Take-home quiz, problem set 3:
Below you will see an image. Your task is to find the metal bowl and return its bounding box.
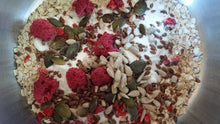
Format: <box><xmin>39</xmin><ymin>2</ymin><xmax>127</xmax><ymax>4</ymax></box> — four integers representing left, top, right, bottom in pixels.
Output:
<box><xmin>0</xmin><ymin>0</ymin><xmax>220</xmax><ymax>124</ymax></box>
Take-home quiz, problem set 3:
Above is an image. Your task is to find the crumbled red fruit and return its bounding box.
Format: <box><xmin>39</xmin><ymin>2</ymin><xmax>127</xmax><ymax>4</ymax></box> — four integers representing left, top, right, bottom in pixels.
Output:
<box><xmin>95</xmin><ymin>104</ymin><xmax>104</xmax><ymax>114</ymax></box>
<box><xmin>37</xmin><ymin>67</ymin><xmax>48</xmax><ymax>77</ymax></box>
<box><xmin>164</xmin><ymin>17</ymin><xmax>177</xmax><ymax>25</ymax></box>
<box><xmin>43</xmin><ymin>107</ymin><xmax>53</xmax><ymax>116</ymax></box>
<box><xmin>93</xmin><ymin>32</ymin><xmax>118</xmax><ymax>57</ymax></box>
<box><xmin>72</xmin><ymin>23</ymin><xmax>78</xmax><ymax>27</ymax></box>
<box><xmin>73</xmin><ymin>0</ymin><xmax>94</xmax><ymax>16</ymax></box>
<box><xmin>86</xmin><ymin>25</ymin><xmax>94</xmax><ymax>31</ymax></box>
<box><xmin>55</xmin><ymin>27</ymin><xmax>64</xmax><ymax>36</ymax></box>
<box><xmin>37</xmin><ymin>112</ymin><xmax>44</xmax><ymax>121</ymax></box>
<box><xmin>172</xmin><ymin>55</ymin><xmax>181</xmax><ymax>62</ymax></box>
<box><xmin>166</xmin><ymin>105</ymin><xmax>172</xmax><ymax>112</ymax></box>
<box><xmin>83</xmin><ymin>47</ymin><xmax>88</xmax><ymax>52</ymax></box>
<box><xmin>107</xmin><ymin>0</ymin><xmax>124</xmax><ymax>10</ymax></box>
<box><xmin>144</xmin><ymin>114</ymin><xmax>151</xmax><ymax>122</ymax></box>
<box><xmin>97</xmin><ymin>33</ymin><xmax>102</xmax><ymax>38</ymax></box>
<box><xmin>30</xmin><ymin>19</ymin><xmax>55</xmax><ymax>41</ymax></box>
<box><xmin>33</xmin><ymin>77</ymin><xmax>59</xmax><ymax>103</ymax></box>
<box><xmin>66</xmin><ymin>68</ymin><xmax>87</xmax><ymax>92</ymax></box>
<box><xmin>115</xmin><ymin>104</ymin><xmax>127</xmax><ymax>116</ymax></box>
<box><xmin>87</xmin><ymin>114</ymin><xmax>94</xmax><ymax>123</ymax></box>
<box><xmin>91</xmin><ymin>67</ymin><xmax>113</xmax><ymax>86</ymax></box>
<box><xmin>164</xmin><ymin>60</ymin><xmax>170</xmax><ymax>66</ymax></box>
<box><xmin>24</xmin><ymin>55</ymin><xmax>30</xmax><ymax>63</ymax></box>
<box><xmin>86</xmin><ymin>39</ymin><xmax>94</xmax><ymax>43</ymax></box>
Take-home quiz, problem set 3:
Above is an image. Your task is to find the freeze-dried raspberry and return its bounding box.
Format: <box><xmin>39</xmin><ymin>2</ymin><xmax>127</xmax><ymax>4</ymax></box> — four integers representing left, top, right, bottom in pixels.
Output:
<box><xmin>73</xmin><ymin>0</ymin><xmax>94</xmax><ymax>16</ymax></box>
<box><xmin>37</xmin><ymin>67</ymin><xmax>48</xmax><ymax>77</ymax></box>
<box><xmin>30</xmin><ymin>19</ymin><xmax>55</xmax><ymax>41</ymax></box>
<box><xmin>93</xmin><ymin>32</ymin><xmax>118</xmax><ymax>57</ymax></box>
<box><xmin>37</xmin><ymin>112</ymin><xmax>44</xmax><ymax>121</ymax></box>
<box><xmin>55</xmin><ymin>27</ymin><xmax>64</xmax><ymax>36</ymax></box>
<box><xmin>91</xmin><ymin>67</ymin><xmax>112</xmax><ymax>86</ymax></box>
<box><xmin>33</xmin><ymin>77</ymin><xmax>59</xmax><ymax>103</ymax></box>
<box><xmin>43</xmin><ymin>107</ymin><xmax>53</xmax><ymax>116</ymax></box>
<box><xmin>66</xmin><ymin>68</ymin><xmax>87</xmax><ymax>92</ymax></box>
<box><xmin>107</xmin><ymin>0</ymin><xmax>124</xmax><ymax>10</ymax></box>
<box><xmin>164</xmin><ymin>17</ymin><xmax>177</xmax><ymax>25</ymax></box>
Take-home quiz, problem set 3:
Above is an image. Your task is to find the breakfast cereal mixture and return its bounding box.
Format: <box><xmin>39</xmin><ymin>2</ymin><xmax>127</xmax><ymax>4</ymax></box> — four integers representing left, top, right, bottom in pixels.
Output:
<box><xmin>13</xmin><ymin>0</ymin><xmax>203</xmax><ymax>123</ymax></box>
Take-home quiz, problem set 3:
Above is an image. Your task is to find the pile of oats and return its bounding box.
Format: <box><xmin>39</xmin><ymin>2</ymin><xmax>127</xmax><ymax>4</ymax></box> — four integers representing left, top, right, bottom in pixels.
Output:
<box><xmin>14</xmin><ymin>0</ymin><xmax>203</xmax><ymax>123</ymax></box>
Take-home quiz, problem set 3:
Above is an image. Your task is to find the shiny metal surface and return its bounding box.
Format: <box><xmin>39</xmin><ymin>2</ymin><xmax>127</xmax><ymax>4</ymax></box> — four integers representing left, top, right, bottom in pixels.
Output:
<box><xmin>0</xmin><ymin>0</ymin><xmax>220</xmax><ymax>124</ymax></box>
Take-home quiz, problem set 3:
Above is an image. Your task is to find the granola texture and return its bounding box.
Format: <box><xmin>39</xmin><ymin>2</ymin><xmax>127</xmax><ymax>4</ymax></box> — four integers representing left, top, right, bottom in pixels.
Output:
<box><xmin>14</xmin><ymin>0</ymin><xmax>203</xmax><ymax>124</ymax></box>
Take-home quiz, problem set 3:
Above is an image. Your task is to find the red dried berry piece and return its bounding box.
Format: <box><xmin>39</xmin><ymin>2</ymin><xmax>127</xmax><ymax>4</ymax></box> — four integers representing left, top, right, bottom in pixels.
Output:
<box><xmin>30</xmin><ymin>19</ymin><xmax>55</xmax><ymax>41</ymax></box>
<box><xmin>86</xmin><ymin>39</ymin><xmax>94</xmax><ymax>43</ymax></box>
<box><xmin>72</xmin><ymin>23</ymin><xmax>78</xmax><ymax>27</ymax></box>
<box><xmin>93</xmin><ymin>32</ymin><xmax>118</xmax><ymax>57</ymax></box>
<box><xmin>116</xmin><ymin>104</ymin><xmax>127</xmax><ymax>116</ymax></box>
<box><xmin>66</xmin><ymin>68</ymin><xmax>87</xmax><ymax>92</ymax></box>
<box><xmin>87</xmin><ymin>114</ymin><xmax>94</xmax><ymax>123</ymax></box>
<box><xmin>37</xmin><ymin>112</ymin><xmax>45</xmax><ymax>121</ymax></box>
<box><xmin>107</xmin><ymin>0</ymin><xmax>124</xmax><ymax>10</ymax></box>
<box><xmin>91</xmin><ymin>67</ymin><xmax>113</xmax><ymax>86</ymax></box>
<box><xmin>43</xmin><ymin>107</ymin><xmax>54</xmax><ymax>116</ymax></box>
<box><xmin>172</xmin><ymin>55</ymin><xmax>181</xmax><ymax>65</ymax></box>
<box><xmin>83</xmin><ymin>47</ymin><xmax>88</xmax><ymax>53</ymax></box>
<box><xmin>37</xmin><ymin>67</ymin><xmax>48</xmax><ymax>77</ymax></box>
<box><xmin>166</xmin><ymin>105</ymin><xmax>172</xmax><ymax>112</ymax></box>
<box><xmin>94</xmin><ymin>104</ymin><xmax>104</xmax><ymax>114</ymax></box>
<box><xmin>33</xmin><ymin>77</ymin><xmax>59</xmax><ymax>103</ymax></box>
<box><xmin>164</xmin><ymin>17</ymin><xmax>177</xmax><ymax>25</ymax></box>
<box><xmin>86</xmin><ymin>25</ymin><xmax>94</xmax><ymax>31</ymax></box>
<box><xmin>24</xmin><ymin>55</ymin><xmax>30</xmax><ymax>63</ymax></box>
<box><xmin>55</xmin><ymin>27</ymin><xmax>64</xmax><ymax>36</ymax></box>
<box><xmin>73</xmin><ymin>0</ymin><xmax>94</xmax><ymax>16</ymax></box>
<box><xmin>144</xmin><ymin>114</ymin><xmax>151</xmax><ymax>122</ymax></box>
<box><xmin>163</xmin><ymin>60</ymin><xmax>170</xmax><ymax>66</ymax></box>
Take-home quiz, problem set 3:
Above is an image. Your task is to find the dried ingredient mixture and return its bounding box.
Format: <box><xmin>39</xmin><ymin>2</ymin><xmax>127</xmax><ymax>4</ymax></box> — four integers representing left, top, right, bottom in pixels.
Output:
<box><xmin>14</xmin><ymin>0</ymin><xmax>203</xmax><ymax>123</ymax></box>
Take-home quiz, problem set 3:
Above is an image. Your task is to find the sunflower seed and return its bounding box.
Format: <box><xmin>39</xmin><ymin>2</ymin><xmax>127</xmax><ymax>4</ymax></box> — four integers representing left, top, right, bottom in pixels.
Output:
<box><xmin>157</xmin><ymin>70</ymin><xmax>167</xmax><ymax>77</ymax></box>
<box><xmin>82</xmin><ymin>102</ymin><xmax>90</xmax><ymax>108</ymax></box>
<box><xmin>128</xmin><ymin>90</ymin><xmax>140</xmax><ymax>97</ymax></box>
<box><xmin>165</xmin><ymin>100</ymin><xmax>172</xmax><ymax>106</ymax></box>
<box><xmin>100</xmin><ymin>85</ymin><xmax>108</xmax><ymax>91</ymax></box>
<box><xmin>153</xmin><ymin>100</ymin><xmax>161</xmax><ymax>107</ymax></box>
<box><xmin>140</xmin><ymin>109</ymin><xmax>147</xmax><ymax>122</ymax></box>
<box><xmin>108</xmin><ymin>52</ymin><xmax>121</xmax><ymax>58</ymax></box>
<box><xmin>122</xmin><ymin>55</ymin><xmax>129</xmax><ymax>64</ymax></box>
<box><xmin>100</xmin><ymin>55</ymin><xmax>108</xmax><ymax>65</ymax></box>
<box><xmin>128</xmin><ymin>46</ymin><xmax>139</xmax><ymax>56</ymax></box>
<box><xmin>151</xmin><ymin>90</ymin><xmax>160</xmax><ymax>98</ymax></box>
<box><xmin>101</xmin><ymin>100</ymin><xmax>106</xmax><ymax>107</ymax></box>
<box><xmin>107</xmin><ymin>67</ymin><xmax>114</xmax><ymax>78</ymax></box>
<box><xmin>140</xmin><ymin>97</ymin><xmax>154</xmax><ymax>104</ymax></box>
<box><xmin>124</xmin><ymin>65</ymin><xmax>133</xmax><ymax>77</ymax></box>
<box><xmin>139</xmin><ymin>80</ymin><xmax>148</xmax><ymax>84</ymax></box>
<box><xmin>119</xmin><ymin>92</ymin><xmax>130</xmax><ymax>99</ymax></box>
<box><xmin>114</xmin><ymin>69</ymin><xmax>122</xmax><ymax>82</ymax></box>
<box><xmin>112</xmin><ymin>86</ymin><xmax>117</xmax><ymax>94</ymax></box>
<box><xmin>121</xmin><ymin>74</ymin><xmax>127</xmax><ymax>88</ymax></box>
<box><xmin>137</xmin><ymin>71</ymin><xmax>145</xmax><ymax>82</ymax></box>
<box><xmin>119</xmin><ymin>87</ymin><xmax>129</xmax><ymax>94</ymax></box>
<box><xmin>143</xmin><ymin>104</ymin><xmax>156</xmax><ymax>112</ymax></box>
<box><xmin>171</xmin><ymin>75</ymin><xmax>178</xmax><ymax>83</ymax></box>
<box><xmin>114</xmin><ymin>56</ymin><xmax>122</xmax><ymax>69</ymax></box>
<box><xmin>105</xmin><ymin>105</ymin><xmax>113</xmax><ymax>115</ymax></box>
<box><xmin>137</xmin><ymin>87</ymin><xmax>146</xmax><ymax>96</ymax></box>
<box><xmin>78</xmin><ymin>32</ymin><xmax>86</xmax><ymax>39</ymax></box>
<box><xmin>66</xmin><ymin>39</ymin><xmax>76</xmax><ymax>45</ymax></box>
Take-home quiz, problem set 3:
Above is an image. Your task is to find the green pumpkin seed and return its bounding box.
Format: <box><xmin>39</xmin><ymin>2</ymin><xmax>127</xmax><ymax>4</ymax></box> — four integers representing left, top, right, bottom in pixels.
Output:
<box><xmin>51</xmin><ymin>57</ymin><xmax>65</xmax><ymax>65</ymax></box>
<box><xmin>79</xmin><ymin>14</ymin><xmax>91</xmax><ymax>27</ymax></box>
<box><xmin>123</xmin><ymin>98</ymin><xmax>136</xmax><ymax>107</ymax></box>
<box><xmin>127</xmin><ymin>106</ymin><xmax>138</xmax><ymax>120</ymax></box>
<box><xmin>89</xmin><ymin>98</ymin><xmax>98</xmax><ymax>113</ymax></box>
<box><xmin>72</xmin><ymin>27</ymin><xmax>85</xmax><ymax>35</ymax></box>
<box><xmin>102</xmin><ymin>14</ymin><xmax>115</xmax><ymax>23</ymax></box>
<box><xmin>64</xmin><ymin>26</ymin><xmax>85</xmax><ymax>39</ymax></box>
<box><xmin>55</xmin><ymin>103</ymin><xmax>71</xmax><ymax>118</ymax></box>
<box><xmin>65</xmin><ymin>42</ymin><xmax>80</xmax><ymax>59</ymax></box>
<box><xmin>76</xmin><ymin>106</ymin><xmax>89</xmax><ymax>117</ymax></box>
<box><xmin>50</xmin><ymin>41</ymin><xmax>67</xmax><ymax>50</ymax></box>
<box><xmin>47</xmin><ymin>18</ymin><xmax>63</xmax><ymax>27</ymax></box>
<box><xmin>130</xmin><ymin>60</ymin><xmax>147</xmax><ymax>75</ymax></box>
<box><xmin>127</xmin><ymin>77</ymin><xmax>137</xmax><ymax>90</ymax></box>
<box><xmin>139</xmin><ymin>24</ymin><xmax>146</xmax><ymax>35</ymax></box>
<box><xmin>44</xmin><ymin>54</ymin><xmax>54</xmax><ymax>68</ymax></box>
<box><xmin>112</xmin><ymin>17</ymin><xmax>126</xmax><ymax>31</ymax></box>
<box><xmin>69</xmin><ymin>113</ymin><xmax>78</xmax><ymax>120</ymax></box>
<box><xmin>60</xmin><ymin>46</ymin><xmax>69</xmax><ymax>54</ymax></box>
<box><xmin>134</xmin><ymin>0</ymin><xmax>147</xmax><ymax>16</ymax></box>
<box><xmin>53</xmin><ymin>111</ymin><xmax>63</xmax><ymax>124</ymax></box>
<box><xmin>104</xmin><ymin>93</ymin><xmax>115</xmax><ymax>104</ymax></box>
